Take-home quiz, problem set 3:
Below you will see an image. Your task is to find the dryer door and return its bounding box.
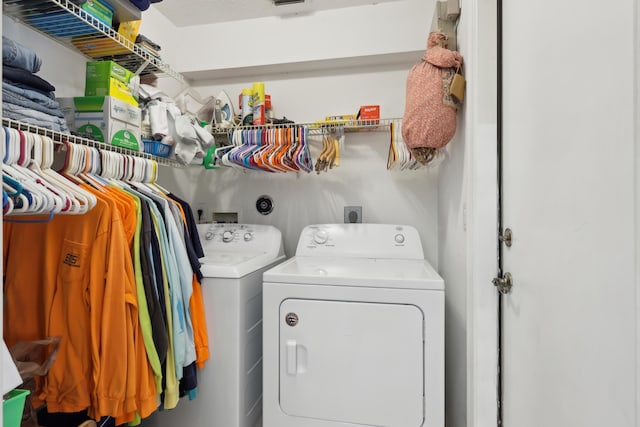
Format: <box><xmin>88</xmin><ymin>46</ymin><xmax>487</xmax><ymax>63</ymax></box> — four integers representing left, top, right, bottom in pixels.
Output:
<box><xmin>279</xmin><ymin>298</ymin><xmax>424</xmax><ymax>426</ymax></box>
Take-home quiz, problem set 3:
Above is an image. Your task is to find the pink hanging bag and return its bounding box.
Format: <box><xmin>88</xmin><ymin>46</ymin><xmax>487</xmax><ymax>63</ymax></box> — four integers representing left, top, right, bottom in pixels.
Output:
<box><xmin>402</xmin><ymin>32</ymin><xmax>464</xmax><ymax>164</ymax></box>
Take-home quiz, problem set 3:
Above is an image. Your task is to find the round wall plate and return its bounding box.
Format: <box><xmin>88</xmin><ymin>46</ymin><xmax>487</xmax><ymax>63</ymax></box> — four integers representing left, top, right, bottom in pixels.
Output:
<box><xmin>256</xmin><ymin>195</ymin><xmax>274</xmax><ymax>215</ymax></box>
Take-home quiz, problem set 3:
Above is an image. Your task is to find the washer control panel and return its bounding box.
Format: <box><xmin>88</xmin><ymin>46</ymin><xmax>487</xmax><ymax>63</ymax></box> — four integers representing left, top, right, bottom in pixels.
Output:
<box><xmin>297</xmin><ymin>224</ymin><xmax>424</xmax><ymax>260</ymax></box>
<box><xmin>198</xmin><ymin>223</ymin><xmax>282</xmax><ymax>254</ymax></box>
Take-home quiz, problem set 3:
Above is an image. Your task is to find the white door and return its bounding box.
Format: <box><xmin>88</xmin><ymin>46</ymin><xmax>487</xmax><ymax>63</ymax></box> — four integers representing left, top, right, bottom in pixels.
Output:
<box><xmin>279</xmin><ymin>299</ymin><xmax>424</xmax><ymax>427</ymax></box>
<box><xmin>502</xmin><ymin>0</ymin><xmax>638</xmax><ymax>426</ymax></box>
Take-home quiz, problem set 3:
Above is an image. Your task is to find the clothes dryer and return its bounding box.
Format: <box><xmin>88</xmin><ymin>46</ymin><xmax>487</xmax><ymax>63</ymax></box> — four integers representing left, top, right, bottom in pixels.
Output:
<box><xmin>262</xmin><ymin>224</ymin><xmax>444</xmax><ymax>427</ymax></box>
<box><xmin>157</xmin><ymin>223</ymin><xmax>285</xmax><ymax>427</ymax></box>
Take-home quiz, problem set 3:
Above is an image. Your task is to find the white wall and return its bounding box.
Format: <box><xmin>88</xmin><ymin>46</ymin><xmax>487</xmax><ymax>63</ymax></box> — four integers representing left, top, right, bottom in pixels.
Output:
<box><xmin>3</xmin><ymin>16</ymin><xmax>86</xmax><ymax>96</ymax></box>
<box><xmin>150</xmin><ymin>0</ymin><xmax>432</xmax><ymax>76</ymax></box>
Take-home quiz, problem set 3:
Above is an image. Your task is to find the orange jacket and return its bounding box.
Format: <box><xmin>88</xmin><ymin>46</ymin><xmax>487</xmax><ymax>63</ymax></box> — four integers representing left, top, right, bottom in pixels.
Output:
<box><xmin>4</xmin><ymin>195</ymin><xmax>151</xmax><ymax>419</ymax></box>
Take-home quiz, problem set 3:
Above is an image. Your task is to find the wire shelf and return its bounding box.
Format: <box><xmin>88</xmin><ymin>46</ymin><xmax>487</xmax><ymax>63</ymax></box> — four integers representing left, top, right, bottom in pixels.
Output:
<box><xmin>211</xmin><ymin>118</ymin><xmax>400</xmax><ymax>138</ymax></box>
<box><xmin>2</xmin><ymin>0</ymin><xmax>186</xmax><ymax>83</ymax></box>
<box><xmin>2</xmin><ymin>118</ymin><xmax>183</xmax><ymax>167</ymax></box>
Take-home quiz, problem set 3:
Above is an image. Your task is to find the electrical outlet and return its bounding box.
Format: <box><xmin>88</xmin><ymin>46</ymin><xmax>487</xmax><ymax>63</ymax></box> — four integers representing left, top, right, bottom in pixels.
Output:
<box><xmin>344</xmin><ymin>206</ymin><xmax>362</xmax><ymax>224</ymax></box>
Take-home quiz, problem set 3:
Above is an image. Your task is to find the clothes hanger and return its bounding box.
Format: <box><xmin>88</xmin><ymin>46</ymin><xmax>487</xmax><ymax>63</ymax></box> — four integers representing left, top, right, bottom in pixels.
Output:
<box><xmin>279</xmin><ymin>127</ymin><xmax>299</xmax><ymax>172</ymax></box>
<box><xmin>26</xmin><ymin>133</ymin><xmax>71</xmax><ymax>214</ymax></box>
<box><xmin>47</xmin><ymin>138</ymin><xmax>96</xmax><ymax>214</ymax></box>
<box><xmin>39</xmin><ymin>138</ymin><xmax>81</xmax><ymax>213</ymax></box>
<box><xmin>3</xmin><ymin>189</ymin><xmax>14</xmax><ymax>215</ymax></box>
<box><xmin>223</xmin><ymin>129</ymin><xmax>247</xmax><ymax>169</ymax></box>
<box><xmin>2</xmin><ymin>129</ymin><xmax>54</xmax><ymax>215</ymax></box>
<box><xmin>387</xmin><ymin>121</ymin><xmax>399</xmax><ymax>170</ymax></box>
<box><xmin>253</xmin><ymin>128</ymin><xmax>280</xmax><ymax>172</ymax></box>
<box><xmin>78</xmin><ymin>145</ymin><xmax>106</xmax><ymax>190</ymax></box>
<box><xmin>271</xmin><ymin>127</ymin><xmax>295</xmax><ymax>173</ymax></box>
<box><xmin>147</xmin><ymin>160</ymin><xmax>171</xmax><ymax>194</ymax></box>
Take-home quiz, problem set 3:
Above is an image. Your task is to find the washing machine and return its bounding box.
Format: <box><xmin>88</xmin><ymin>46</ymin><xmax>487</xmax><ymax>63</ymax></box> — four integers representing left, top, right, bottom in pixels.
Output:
<box><xmin>156</xmin><ymin>223</ymin><xmax>285</xmax><ymax>427</ymax></box>
<box><xmin>262</xmin><ymin>224</ymin><xmax>444</xmax><ymax>427</ymax></box>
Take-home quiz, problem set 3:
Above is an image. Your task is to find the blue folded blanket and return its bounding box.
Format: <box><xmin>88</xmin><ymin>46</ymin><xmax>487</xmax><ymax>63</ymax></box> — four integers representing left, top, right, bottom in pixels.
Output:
<box><xmin>3</xmin><ymin>65</ymin><xmax>56</xmax><ymax>93</ymax></box>
<box><xmin>2</xmin><ymin>36</ymin><xmax>42</xmax><ymax>74</ymax></box>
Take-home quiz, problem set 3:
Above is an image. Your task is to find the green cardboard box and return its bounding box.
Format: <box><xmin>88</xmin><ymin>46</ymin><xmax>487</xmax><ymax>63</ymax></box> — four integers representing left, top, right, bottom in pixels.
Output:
<box><xmin>60</xmin><ymin>96</ymin><xmax>141</xmax><ymax>151</ymax></box>
<box><xmin>85</xmin><ymin>61</ymin><xmax>139</xmax><ymax>107</ymax></box>
<box><xmin>80</xmin><ymin>0</ymin><xmax>114</xmax><ymax>27</ymax></box>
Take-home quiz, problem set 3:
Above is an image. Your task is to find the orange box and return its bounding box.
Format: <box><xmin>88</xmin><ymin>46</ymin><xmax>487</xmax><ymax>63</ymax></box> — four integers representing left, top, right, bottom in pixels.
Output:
<box><xmin>358</xmin><ymin>105</ymin><xmax>380</xmax><ymax>121</ymax></box>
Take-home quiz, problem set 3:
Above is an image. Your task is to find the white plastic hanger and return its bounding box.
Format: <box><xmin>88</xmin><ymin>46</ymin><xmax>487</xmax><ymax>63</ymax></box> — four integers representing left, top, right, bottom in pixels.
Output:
<box><xmin>3</xmin><ymin>128</ymin><xmax>57</xmax><ymax>215</ymax></box>
<box><xmin>48</xmin><ymin>138</ymin><xmax>97</xmax><ymax>214</ymax></box>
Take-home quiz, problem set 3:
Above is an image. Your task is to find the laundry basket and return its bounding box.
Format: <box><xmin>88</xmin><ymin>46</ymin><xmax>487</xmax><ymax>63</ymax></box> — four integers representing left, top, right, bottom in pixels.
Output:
<box><xmin>3</xmin><ymin>389</ymin><xmax>30</xmax><ymax>427</ymax></box>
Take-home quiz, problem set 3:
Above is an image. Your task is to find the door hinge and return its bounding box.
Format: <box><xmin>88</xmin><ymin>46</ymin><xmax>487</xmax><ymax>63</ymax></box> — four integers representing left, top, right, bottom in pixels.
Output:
<box><xmin>492</xmin><ymin>272</ymin><xmax>513</xmax><ymax>294</ymax></box>
<box><xmin>499</xmin><ymin>228</ymin><xmax>512</xmax><ymax>247</ymax></box>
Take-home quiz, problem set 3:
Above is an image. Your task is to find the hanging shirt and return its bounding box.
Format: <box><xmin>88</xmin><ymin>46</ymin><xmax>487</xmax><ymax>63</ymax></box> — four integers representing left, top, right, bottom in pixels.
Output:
<box><xmin>137</xmin><ymin>188</ymin><xmax>196</xmax><ymax>372</ymax></box>
<box><xmin>166</xmin><ymin>194</ymin><xmax>209</xmax><ymax>368</ymax></box>
<box><xmin>81</xmin><ymin>184</ymin><xmax>158</xmax><ymax>423</ymax></box>
<box><xmin>122</xmin><ymin>191</ymin><xmax>163</xmax><ymax>394</ymax></box>
<box><xmin>147</xmin><ymin>205</ymin><xmax>179</xmax><ymax>410</ymax></box>
<box><xmin>4</xmin><ymin>197</ymin><xmax>138</xmax><ymax>419</ymax></box>
<box><xmin>140</xmin><ymin>198</ymin><xmax>169</xmax><ymax>370</ymax></box>
<box><xmin>128</xmin><ymin>189</ymin><xmax>188</xmax><ymax>392</ymax></box>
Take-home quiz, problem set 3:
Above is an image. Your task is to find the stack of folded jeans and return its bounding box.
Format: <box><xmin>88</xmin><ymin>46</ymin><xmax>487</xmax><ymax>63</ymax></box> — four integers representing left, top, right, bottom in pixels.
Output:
<box><xmin>2</xmin><ymin>36</ymin><xmax>70</xmax><ymax>133</ymax></box>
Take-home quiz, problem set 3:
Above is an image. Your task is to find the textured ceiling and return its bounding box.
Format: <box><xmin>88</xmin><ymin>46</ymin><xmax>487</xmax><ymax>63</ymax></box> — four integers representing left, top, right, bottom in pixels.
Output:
<box><xmin>153</xmin><ymin>0</ymin><xmax>404</xmax><ymax>27</ymax></box>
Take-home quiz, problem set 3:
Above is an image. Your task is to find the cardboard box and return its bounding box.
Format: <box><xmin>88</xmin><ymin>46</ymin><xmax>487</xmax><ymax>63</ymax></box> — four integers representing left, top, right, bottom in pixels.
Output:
<box><xmin>85</xmin><ymin>61</ymin><xmax>138</xmax><ymax>107</ymax></box>
<box><xmin>81</xmin><ymin>0</ymin><xmax>114</xmax><ymax>27</ymax></box>
<box><xmin>61</xmin><ymin>96</ymin><xmax>141</xmax><ymax>151</ymax></box>
<box><xmin>358</xmin><ymin>105</ymin><xmax>380</xmax><ymax>122</ymax></box>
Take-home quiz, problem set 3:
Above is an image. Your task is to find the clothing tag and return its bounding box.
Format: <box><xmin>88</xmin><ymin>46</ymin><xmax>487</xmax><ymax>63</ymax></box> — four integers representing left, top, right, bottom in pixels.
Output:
<box><xmin>450</xmin><ymin>72</ymin><xmax>466</xmax><ymax>103</ymax></box>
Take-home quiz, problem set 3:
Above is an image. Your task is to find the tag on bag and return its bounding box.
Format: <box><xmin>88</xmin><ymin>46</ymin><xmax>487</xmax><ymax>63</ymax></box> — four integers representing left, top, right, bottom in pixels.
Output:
<box><xmin>450</xmin><ymin>68</ymin><xmax>466</xmax><ymax>103</ymax></box>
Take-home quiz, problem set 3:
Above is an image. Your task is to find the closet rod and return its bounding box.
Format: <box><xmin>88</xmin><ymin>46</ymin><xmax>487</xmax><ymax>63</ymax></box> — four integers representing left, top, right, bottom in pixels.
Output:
<box><xmin>2</xmin><ymin>118</ymin><xmax>184</xmax><ymax>167</ymax></box>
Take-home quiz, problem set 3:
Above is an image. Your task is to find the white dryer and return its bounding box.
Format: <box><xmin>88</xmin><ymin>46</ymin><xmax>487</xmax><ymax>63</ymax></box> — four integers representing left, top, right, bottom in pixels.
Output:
<box><xmin>262</xmin><ymin>224</ymin><xmax>444</xmax><ymax>427</ymax></box>
<box><xmin>156</xmin><ymin>223</ymin><xmax>285</xmax><ymax>427</ymax></box>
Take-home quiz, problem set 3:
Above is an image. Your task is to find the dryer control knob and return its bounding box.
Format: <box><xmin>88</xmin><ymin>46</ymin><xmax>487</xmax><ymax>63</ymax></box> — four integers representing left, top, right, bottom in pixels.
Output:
<box><xmin>222</xmin><ymin>230</ymin><xmax>234</xmax><ymax>243</ymax></box>
<box><xmin>205</xmin><ymin>231</ymin><xmax>214</xmax><ymax>241</ymax></box>
<box><xmin>244</xmin><ymin>232</ymin><xmax>253</xmax><ymax>242</ymax></box>
<box><xmin>313</xmin><ymin>230</ymin><xmax>329</xmax><ymax>244</ymax></box>
<box><xmin>394</xmin><ymin>233</ymin><xmax>405</xmax><ymax>244</ymax></box>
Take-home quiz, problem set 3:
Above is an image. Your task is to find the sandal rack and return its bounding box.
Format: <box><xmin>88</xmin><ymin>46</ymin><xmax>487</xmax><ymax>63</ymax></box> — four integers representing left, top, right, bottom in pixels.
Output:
<box><xmin>2</xmin><ymin>118</ymin><xmax>183</xmax><ymax>167</ymax></box>
<box><xmin>2</xmin><ymin>0</ymin><xmax>186</xmax><ymax>82</ymax></box>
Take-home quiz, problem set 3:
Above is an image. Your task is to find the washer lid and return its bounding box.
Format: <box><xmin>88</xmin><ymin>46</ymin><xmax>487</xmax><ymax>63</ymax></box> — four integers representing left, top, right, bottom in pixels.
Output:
<box><xmin>263</xmin><ymin>256</ymin><xmax>444</xmax><ymax>290</ymax></box>
<box><xmin>200</xmin><ymin>252</ymin><xmax>285</xmax><ymax>278</ymax></box>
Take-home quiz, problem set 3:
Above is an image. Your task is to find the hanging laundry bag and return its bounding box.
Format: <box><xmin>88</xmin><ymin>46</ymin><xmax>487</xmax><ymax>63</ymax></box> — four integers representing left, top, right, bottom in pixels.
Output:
<box><xmin>402</xmin><ymin>32</ymin><xmax>464</xmax><ymax>164</ymax></box>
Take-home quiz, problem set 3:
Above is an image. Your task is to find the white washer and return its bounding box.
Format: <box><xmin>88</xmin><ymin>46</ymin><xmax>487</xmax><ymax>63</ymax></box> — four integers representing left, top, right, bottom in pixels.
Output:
<box><xmin>157</xmin><ymin>223</ymin><xmax>285</xmax><ymax>427</ymax></box>
<box><xmin>262</xmin><ymin>224</ymin><xmax>444</xmax><ymax>427</ymax></box>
